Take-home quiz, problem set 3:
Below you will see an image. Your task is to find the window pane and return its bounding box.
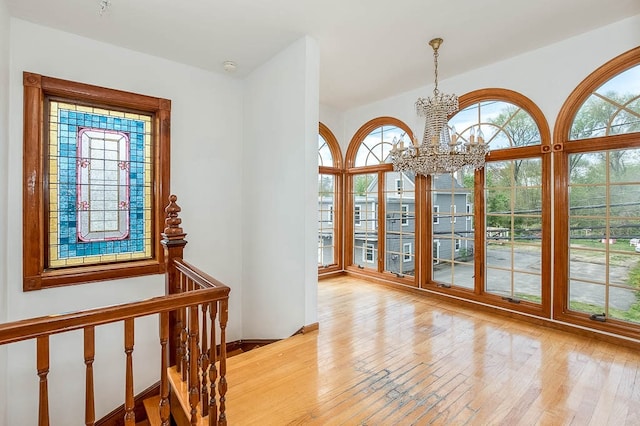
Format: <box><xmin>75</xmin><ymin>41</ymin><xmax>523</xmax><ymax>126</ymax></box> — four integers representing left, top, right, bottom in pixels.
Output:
<box><xmin>449</xmin><ymin>100</ymin><xmax>541</xmax><ymax>151</ymax></box>
<box><xmin>385</xmin><ymin>172</ymin><xmax>415</xmax><ymax>277</ymax></box>
<box><xmin>485</xmin><ymin>159</ymin><xmax>543</xmax><ymax>303</ymax></box>
<box><xmin>354</xmin><ymin>125</ymin><xmax>404</xmax><ymax>167</ymax></box>
<box><xmin>318</xmin><ymin>174</ymin><xmax>335</xmax><ymax>266</ymax></box>
<box><xmin>48</xmin><ymin>101</ymin><xmax>152</xmax><ymax>268</ymax></box>
<box><xmin>570</xmin><ymin>64</ymin><xmax>640</xmax><ymax>140</ymax></box>
<box><xmin>318</xmin><ymin>134</ymin><xmax>333</xmax><ymax>167</ymax></box>
<box><xmin>352</xmin><ymin>173</ymin><xmax>377</xmax><ymax>269</ymax></box>
<box><xmin>432</xmin><ymin>167</ymin><xmax>475</xmax><ymax>289</ymax></box>
<box><xmin>567</xmin><ymin>149</ymin><xmax>640</xmax><ymax>324</ymax></box>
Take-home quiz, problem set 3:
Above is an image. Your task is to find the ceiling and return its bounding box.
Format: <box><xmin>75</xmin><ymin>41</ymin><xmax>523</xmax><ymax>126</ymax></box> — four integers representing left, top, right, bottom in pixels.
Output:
<box><xmin>7</xmin><ymin>0</ymin><xmax>640</xmax><ymax>110</ymax></box>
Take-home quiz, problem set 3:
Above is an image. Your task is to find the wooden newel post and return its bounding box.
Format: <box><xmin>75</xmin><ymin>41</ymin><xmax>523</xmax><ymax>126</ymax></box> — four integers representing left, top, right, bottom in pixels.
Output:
<box><xmin>161</xmin><ymin>194</ymin><xmax>187</xmax><ymax>367</ymax></box>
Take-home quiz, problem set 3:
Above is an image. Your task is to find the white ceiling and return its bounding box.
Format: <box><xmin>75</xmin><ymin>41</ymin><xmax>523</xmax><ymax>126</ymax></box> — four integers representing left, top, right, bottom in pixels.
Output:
<box><xmin>7</xmin><ymin>0</ymin><xmax>640</xmax><ymax>110</ymax></box>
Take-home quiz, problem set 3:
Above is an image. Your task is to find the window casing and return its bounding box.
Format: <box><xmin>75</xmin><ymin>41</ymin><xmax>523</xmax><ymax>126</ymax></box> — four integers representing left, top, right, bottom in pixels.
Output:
<box><xmin>22</xmin><ymin>72</ymin><xmax>170</xmax><ymax>290</ymax></box>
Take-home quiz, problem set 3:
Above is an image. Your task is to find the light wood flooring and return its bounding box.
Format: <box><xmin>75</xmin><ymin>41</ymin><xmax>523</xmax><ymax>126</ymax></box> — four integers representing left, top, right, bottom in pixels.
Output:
<box><xmin>224</xmin><ymin>275</ymin><xmax>640</xmax><ymax>425</ymax></box>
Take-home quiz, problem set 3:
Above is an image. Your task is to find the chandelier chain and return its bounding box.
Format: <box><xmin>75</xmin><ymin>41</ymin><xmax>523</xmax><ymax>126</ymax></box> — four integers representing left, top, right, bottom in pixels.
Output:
<box><xmin>432</xmin><ymin>46</ymin><xmax>440</xmax><ymax>97</ymax></box>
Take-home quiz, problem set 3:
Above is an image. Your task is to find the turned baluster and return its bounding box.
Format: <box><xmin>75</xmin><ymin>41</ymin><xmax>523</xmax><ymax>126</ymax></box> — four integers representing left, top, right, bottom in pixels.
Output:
<box><xmin>124</xmin><ymin>319</ymin><xmax>135</xmax><ymax>425</ymax></box>
<box><xmin>208</xmin><ymin>301</ymin><xmax>219</xmax><ymax>424</ymax></box>
<box><xmin>201</xmin><ymin>303</ymin><xmax>209</xmax><ymax>417</ymax></box>
<box><xmin>188</xmin><ymin>305</ymin><xmax>200</xmax><ymax>425</ymax></box>
<box><xmin>161</xmin><ymin>194</ymin><xmax>187</xmax><ymax>368</ymax></box>
<box><xmin>217</xmin><ymin>299</ymin><xmax>228</xmax><ymax>425</ymax></box>
<box><xmin>84</xmin><ymin>327</ymin><xmax>96</xmax><ymax>426</ymax></box>
<box><xmin>159</xmin><ymin>312</ymin><xmax>171</xmax><ymax>425</ymax></box>
<box><xmin>179</xmin><ymin>274</ymin><xmax>187</xmax><ymax>379</ymax></box>
<box><xmin>37</xmin><ymin>335</ymin><xmax>50</xmax><ymax>426</ymax></box>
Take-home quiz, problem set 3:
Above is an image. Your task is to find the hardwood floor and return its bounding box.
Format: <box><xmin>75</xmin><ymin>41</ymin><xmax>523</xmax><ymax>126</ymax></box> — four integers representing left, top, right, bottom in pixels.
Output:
<box><xmin>224</xmin><ymin>275</ymin><xmax>640</xmax><ymax>425</ymax></box>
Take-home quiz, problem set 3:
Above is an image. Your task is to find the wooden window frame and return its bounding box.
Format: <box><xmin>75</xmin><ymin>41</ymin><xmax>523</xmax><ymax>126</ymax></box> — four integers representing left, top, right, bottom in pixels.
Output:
<box><xmin>423</xmin><ymin>88</ymin><xmax>552</xmax><ymax>319</ymax></box>
<box><xmin>318</xmin><ymin>122</ymin><xmax>343</xmax><ymax>275</ymax></box>
<box><xmin>345</xmin><ymin>117</ymin><xmax>420</xmax><ymax>286</ymax></box>
<box><xmin>23</xmin><ymin>72</ymin><xmax>170</xmax><ymax>291</ymax></box>
<box><xmin>553</xmin><ymin>46</ymin><xmax>640</xmax><ymax>340</ymax></box>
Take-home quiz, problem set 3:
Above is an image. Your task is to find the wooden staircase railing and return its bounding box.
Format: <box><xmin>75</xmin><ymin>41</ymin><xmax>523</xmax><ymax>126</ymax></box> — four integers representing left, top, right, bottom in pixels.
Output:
<box><xmin>0</xmin><ymin>195</ymin><xmax>230</xmax><ymax>426</ymax></box>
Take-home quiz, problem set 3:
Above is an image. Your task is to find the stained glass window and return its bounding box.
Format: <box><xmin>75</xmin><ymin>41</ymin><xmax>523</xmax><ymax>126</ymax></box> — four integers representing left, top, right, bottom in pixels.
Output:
<box><xmin>47</xmin><ymin>102</ymin><xmax>153</xmax><ymax>268</ymax></box>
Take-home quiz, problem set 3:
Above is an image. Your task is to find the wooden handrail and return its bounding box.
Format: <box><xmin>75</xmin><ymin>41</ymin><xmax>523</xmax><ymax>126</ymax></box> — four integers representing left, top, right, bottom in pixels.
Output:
<box><xmin>0</xmin><ymin>287</ymin><xmax>229</xmax><ymax>346</ymax></box>
<box><xmin>174</xmin><ymin>258</ymin><xmax>229</xmax><ymax>290</ymax></box>
<box><xmin>0</xmin><ymin>286</ymin><xmax>229</xmax><ymax>345</ymax></box>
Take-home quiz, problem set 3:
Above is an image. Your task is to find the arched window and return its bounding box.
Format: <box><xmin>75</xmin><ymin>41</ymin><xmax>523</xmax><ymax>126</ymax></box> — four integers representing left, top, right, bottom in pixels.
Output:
<box><xmin>427</xmin><ymin>89</ymin><xmax>551</xmax><ymax>318</ymax></box>
<box><xmin>345</xmin><ymin>117</ymin><xmax>417</xmax><ymax>285</ymax></box>
<box><xmin>554</xmin><ymin>47</ymin><xmax>640</xmax><ymax>340</ymax></box>
<box><xmin>318</xmin><ymin>122</ymin><xmax>343</xmax><ymax>274</ymax></box>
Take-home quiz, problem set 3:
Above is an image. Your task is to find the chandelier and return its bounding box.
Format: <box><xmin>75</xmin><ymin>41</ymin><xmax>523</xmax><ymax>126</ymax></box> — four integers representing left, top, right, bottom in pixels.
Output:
<box><xmin>390</xmin><ymin>38</ymin><xmax>488</xmax><ymax>176</ymax></box>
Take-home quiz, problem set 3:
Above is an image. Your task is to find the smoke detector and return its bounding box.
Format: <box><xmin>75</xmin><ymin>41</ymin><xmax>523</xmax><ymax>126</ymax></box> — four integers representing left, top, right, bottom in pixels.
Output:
<box><xmin>223</xmin><ymin>61</ymin><xmax>237</xmax><ymax>73</ymax></box>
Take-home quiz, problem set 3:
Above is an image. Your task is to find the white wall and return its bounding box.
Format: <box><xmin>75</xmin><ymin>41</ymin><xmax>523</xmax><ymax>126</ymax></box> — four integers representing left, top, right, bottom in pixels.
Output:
<box><xmin>6</xmin><ymin>18</ymin><xmax>244</xmax><ymax>425</ymax></box>
<box><xmin>0</xmin><ymin>0</ymin><xmax>10</xmax><ymax>422</ymax></box>
<box><xmin>242</xmin><ymin>36</ymin><xmax>319</xmax><ymax>338</ymax></box>
<box><xmin>343</xmin><ymin>14</ymin><xmax>640</xmax><ymax>151</ymax></box>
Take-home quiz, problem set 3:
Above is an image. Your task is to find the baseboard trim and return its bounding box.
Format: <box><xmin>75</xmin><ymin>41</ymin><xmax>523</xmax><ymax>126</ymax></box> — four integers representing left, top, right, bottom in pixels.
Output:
<box><xmin>301</xmin><ymin>322</ymin><xmax>319</xmax><ymax>333</ymax></box>
<box><xmin>95</xmin><ymin>381</ymin><xmax>160</xmax><ymax>426</ymax></box>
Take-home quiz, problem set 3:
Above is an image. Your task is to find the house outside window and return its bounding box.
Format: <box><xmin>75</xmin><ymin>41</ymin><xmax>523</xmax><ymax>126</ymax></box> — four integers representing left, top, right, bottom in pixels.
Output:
<box><xmin>364</xmin><ymin>244</ymin><xmax>375</xmax><ymax>263</ymax></box>
<box><xmin>401</xmin><ymin>204</ymin><xmax>409</xmax><ymax>226</ymax></box>
<box><xmin>396</xmin><ymin>178</ymin><xmax>403</xmax><ymax>194</ymax></box>
<box><xmin>403</xmin><ymin>243</ymin><xmax>412</xmax><ymax>262</ymax></box>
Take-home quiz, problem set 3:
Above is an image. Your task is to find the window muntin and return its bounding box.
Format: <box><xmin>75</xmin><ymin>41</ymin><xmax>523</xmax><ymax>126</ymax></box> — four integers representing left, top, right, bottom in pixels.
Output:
<box><xmin>570</xmin><ymin>64</ymin><xmax>640</xmax><ymax>140</ymax></box>
<box><xmin>22</xmin><ymin>72</ymin><xmax>170</xmax><ymax>290</ymax></box>
<box><xmin>451</xmin><ymin>100</ymin><xmax>541</xmax><ymax>151</ymax></box>
<box><xmin>48</xmin><ymin>101</ymin><xmax>153</xmax><ymax>268</ymax></box>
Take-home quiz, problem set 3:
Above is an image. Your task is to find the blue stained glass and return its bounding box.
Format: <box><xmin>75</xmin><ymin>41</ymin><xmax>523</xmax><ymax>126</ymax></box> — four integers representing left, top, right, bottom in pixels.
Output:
<box><xmin>55</xmin><ymin>107</ymin><xmax>149</xmax><ymax>262</ymax></box>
